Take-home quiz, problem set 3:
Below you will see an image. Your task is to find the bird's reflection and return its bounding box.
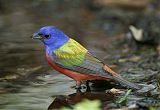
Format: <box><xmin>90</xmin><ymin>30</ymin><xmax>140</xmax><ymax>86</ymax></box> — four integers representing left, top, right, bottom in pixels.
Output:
<box><xmin>48</xmin><ymin>80</ymin><xmax>122</xmax><ymax>110</ymax></box>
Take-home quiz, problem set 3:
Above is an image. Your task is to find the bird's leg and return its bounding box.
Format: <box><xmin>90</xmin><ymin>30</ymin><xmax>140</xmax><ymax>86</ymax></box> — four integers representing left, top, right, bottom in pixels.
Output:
<box><xmin>76</xmin><ymin>88</ymin><xmax>82</xmax><ymax>95</ymax></box>
<box><xmin>75</xmin><ymin>81</ymin><xmax>81</xmax><ymax>90</ymax></box>
<box><xmin>86</xmin><ymin>81</ymin><xmax>91</xmax><ymax>92</ymax></box>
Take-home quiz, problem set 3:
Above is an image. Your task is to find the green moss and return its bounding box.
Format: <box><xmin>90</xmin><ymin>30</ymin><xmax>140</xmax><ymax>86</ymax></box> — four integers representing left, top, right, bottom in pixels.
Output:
<box><xmin>60</xmin><ymin>99</ymin><xmax>101</xmax><ymax>110</ymax></box>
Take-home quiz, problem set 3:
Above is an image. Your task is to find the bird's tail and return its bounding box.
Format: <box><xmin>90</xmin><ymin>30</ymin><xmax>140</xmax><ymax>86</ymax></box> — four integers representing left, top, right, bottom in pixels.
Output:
<box><xmin>104</xmin><ymin>65</ymin><xmax>141</xmax><ymax>90</ymax></box>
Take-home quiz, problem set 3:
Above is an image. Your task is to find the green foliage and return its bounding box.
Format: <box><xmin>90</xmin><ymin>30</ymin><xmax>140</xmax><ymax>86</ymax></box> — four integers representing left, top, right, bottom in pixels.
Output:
<box><xmin>116</xmin><ymin>89</ymin><xmax>132</xmax><ymax>105</ymax></box>
<box><xmin>60</xmin><ymin>99</ymin><xmax>101</xmax><ymax>110</ymax></box>
<box><xmin>149</xmin><ymin>106</ymin><xmax>157</xmax><ymax>110</ymax></box>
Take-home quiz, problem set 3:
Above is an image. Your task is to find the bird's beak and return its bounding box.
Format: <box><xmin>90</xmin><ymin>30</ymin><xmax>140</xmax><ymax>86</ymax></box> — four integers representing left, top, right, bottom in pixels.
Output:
<box><xmin>31</xmin><ymin>33</ymin><xmax>42</xmax><ymax>40</ymax></box>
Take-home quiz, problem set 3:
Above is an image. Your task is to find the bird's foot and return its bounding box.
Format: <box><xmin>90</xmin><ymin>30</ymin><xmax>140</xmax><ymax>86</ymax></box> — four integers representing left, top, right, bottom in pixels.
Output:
<box><xmin>75</xmin><ymin>86</ymin><xmax>82</xmax><ymax>90</ymax></box>
<box><xmin>74</xmin><ymin>81</ymin><xmax>90</xmax><ymax>92</ymax></box>
<box><xmin>75</xmin><ymin>81</ymin><xmax>82</xmax><ymax>90</ymax></box>
<box><xmin>75</xmin><ymin>81</ymin><xmax>87</xmax><ymax>89</ymax></box>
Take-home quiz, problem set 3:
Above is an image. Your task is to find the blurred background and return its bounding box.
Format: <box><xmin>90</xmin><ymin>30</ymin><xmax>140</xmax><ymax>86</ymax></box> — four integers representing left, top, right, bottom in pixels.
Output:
<box><xmin>0</xmin><ymin>0</ymin><xmax>160</xmax><ymax>110</ymax></box>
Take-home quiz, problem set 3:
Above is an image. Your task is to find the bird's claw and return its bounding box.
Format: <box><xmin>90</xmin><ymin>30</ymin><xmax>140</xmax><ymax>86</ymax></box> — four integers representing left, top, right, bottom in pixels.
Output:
<box><xmin>75</xmin><ymin>85</ymin><xmax>86</xmax><ymax>90</ymax></box>
<box><xmin>75</xmin><ymin>86</ymin><xmax>82</xmax><ymax>90</ymax></box>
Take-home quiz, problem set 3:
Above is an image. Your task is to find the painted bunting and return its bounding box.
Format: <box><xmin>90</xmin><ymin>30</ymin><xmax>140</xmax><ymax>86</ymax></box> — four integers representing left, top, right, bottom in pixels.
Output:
<box><xmin>32</xmin><ymin>26</ymin><xmax>140</xmax><ymax>90</ymax></box>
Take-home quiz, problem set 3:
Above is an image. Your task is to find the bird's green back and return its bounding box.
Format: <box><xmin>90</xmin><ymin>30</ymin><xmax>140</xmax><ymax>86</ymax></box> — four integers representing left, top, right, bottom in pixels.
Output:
<box><xmin>53</xmin><ymin>38</ymin><xmax>88</xmax><ymax>67</ymax></box>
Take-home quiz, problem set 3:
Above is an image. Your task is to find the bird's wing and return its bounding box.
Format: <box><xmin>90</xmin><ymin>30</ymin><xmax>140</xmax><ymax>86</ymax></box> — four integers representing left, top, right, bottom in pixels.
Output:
<box><xmin>52</xmin><ymin>38</ymin><xmax>140</xmax><ymax>89</ymax></box>
<box><xmin>52</xmin><ymin>38</ymin><xmax>111</xmax><ymax>78</ymax></box>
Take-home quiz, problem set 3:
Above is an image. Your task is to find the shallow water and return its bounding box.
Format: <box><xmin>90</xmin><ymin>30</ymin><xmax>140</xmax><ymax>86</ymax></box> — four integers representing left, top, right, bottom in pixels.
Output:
<box><xmin>0</xmin><ymin>73</ymin><xmax>75</xmax><ymax>110</ymax></box>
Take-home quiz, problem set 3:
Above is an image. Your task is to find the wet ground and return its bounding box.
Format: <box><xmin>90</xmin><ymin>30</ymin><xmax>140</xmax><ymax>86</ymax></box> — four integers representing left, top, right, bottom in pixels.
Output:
<box><xmin>0</xmin><ymin>0</ymin><xmax>160</xmax><ymax>110</ymax></box>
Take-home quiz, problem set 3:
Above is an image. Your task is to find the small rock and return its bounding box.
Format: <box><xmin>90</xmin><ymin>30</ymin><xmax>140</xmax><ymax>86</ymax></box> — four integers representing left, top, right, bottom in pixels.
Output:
<box><xmin>107</xmin><ymin>88</ymin><xmax>125</xmax><ymax>95</ymax></box>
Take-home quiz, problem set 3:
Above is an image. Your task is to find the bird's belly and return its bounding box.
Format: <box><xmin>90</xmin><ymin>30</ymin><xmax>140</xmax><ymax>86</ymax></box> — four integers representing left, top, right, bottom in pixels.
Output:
<box><xmin>46</xmin><ymin>55</ymin><xmax>107</xmax><ymax>81</ymax></box>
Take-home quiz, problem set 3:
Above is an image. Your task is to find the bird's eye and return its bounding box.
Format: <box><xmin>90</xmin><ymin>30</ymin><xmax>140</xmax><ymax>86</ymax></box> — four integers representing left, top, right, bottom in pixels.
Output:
<box><xmin>44</xmin><ymin>35</ymin><xmax>50</xmax><ymax>39</ymax></box>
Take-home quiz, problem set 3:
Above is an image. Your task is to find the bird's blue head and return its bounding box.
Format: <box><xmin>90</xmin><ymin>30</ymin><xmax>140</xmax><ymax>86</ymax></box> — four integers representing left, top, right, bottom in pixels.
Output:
<box><xmin>32</xmin><ymin>26</ymin><xmax>69</xmax><ymax>50</ymax></box>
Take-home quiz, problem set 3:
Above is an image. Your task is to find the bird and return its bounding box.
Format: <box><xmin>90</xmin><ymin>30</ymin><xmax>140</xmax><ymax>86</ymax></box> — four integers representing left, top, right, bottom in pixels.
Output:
<box><xmin>31</xmin><ymin>26</ymin><xmax>140</xmax><ymax>90</ymax></box>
